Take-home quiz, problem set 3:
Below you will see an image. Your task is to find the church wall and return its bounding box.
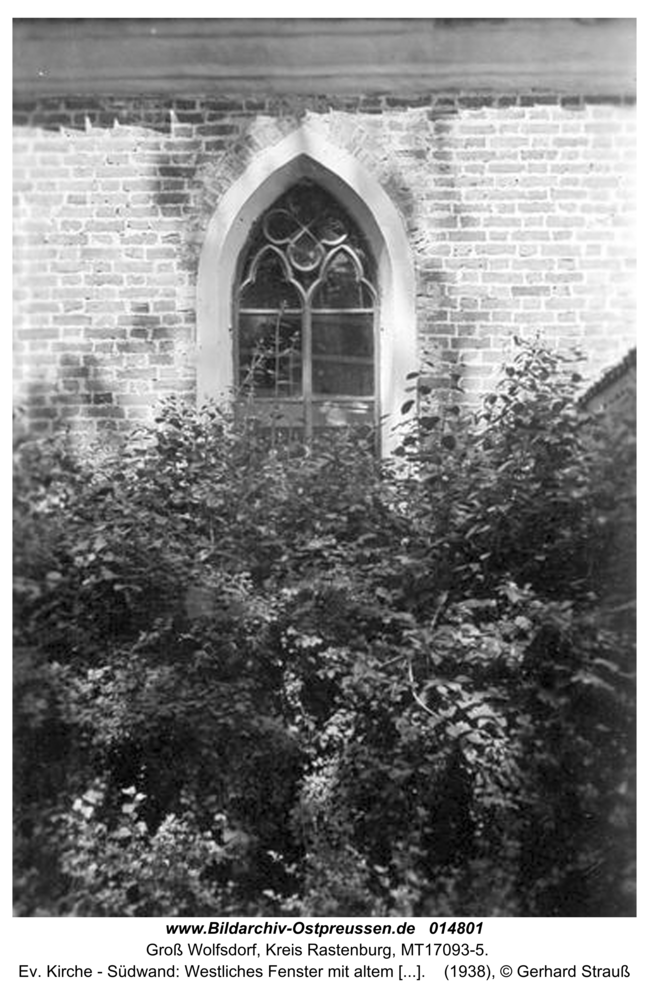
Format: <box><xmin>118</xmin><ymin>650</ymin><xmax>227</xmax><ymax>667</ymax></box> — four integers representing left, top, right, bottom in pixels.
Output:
<box><xmin>13</xmin><ymin>90</ymin><xmax>635</xmax><ymax>436</ymax></box>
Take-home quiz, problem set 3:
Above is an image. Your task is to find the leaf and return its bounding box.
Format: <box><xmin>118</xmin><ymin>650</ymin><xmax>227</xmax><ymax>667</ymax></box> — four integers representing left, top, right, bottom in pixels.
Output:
<box><xmin>572</xmin><ymin>671</ymin><xmax>615</xmax><ymax>693</ymax></box>
<box><xmin>84</xmin><ymin>788</ymin><xmax>104</xmax><ymax>804</ymax></box>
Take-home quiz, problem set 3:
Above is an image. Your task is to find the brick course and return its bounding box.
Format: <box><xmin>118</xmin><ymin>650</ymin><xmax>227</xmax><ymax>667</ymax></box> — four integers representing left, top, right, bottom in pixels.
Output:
<box><xmin>13</xmin><ymin>92</ymin><xmax>635</xmax><ymax>435</ymax></box>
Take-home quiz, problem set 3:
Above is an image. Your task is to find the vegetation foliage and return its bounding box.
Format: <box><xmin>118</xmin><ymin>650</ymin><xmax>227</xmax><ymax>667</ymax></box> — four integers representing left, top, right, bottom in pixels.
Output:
<box><xmin>14</xmin><ymin>340</ymin><xmax>635</xmax><ymax>916</ymax></box>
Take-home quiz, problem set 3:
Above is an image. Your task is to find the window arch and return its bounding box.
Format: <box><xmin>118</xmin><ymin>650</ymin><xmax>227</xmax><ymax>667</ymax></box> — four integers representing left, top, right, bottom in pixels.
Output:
<box><xmin>196</xmin><ymin>126</ymin><xmax>417</xmax><ymax>456</ymax></box>
<box><xmin>235</xmin><ymin>180</ymin><xmax>378</xmax><ymax>441</ymax></box>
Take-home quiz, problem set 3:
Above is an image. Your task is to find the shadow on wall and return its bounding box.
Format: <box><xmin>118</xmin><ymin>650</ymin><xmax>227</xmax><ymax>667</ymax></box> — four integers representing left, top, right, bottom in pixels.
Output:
<box><xmin>13</xmin><ymin>95</ymin><xmax>238</xmax><ymax>262</ymax></box>
<box><xmin>389</xmin><ymin>99</ymin><xmax>485</xmax><ymax>407</ymax></box>
<box><xmin>14</xmin><ymin>97</ymin><xmax>176</xmax><ymax>134</ymax></box>
<box><xmin>16</xmin><ymin>301</ymin><xmax>193</xmax><ymax>443</ymax></box>
<box><xmin>16</xmin><ymin>355</ymin><xmax>118</xmax><ymax>443</ymax></box>
<box><xmin>14</xmin><ymin>97</ymin><xmax>213</xmax><ymax>435</ymax></box>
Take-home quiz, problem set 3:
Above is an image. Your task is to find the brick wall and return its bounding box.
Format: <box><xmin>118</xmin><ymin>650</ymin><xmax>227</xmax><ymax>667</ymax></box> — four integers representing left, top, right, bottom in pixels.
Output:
<box><xmin>13</xmin><ymin>92</ymin><xmax>636</xmax><ymax>436</ymax></box>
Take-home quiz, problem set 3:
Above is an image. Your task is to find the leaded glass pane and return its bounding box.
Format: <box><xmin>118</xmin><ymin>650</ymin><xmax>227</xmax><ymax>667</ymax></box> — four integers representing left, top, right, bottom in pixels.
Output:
<box><xmin>311</xmin><ymin>250</ymin><xmax>374</xmax><ymax>309</ymax></box>
<box><xmin>312</xmin><ymin>314</ymin><xmax>374</xmax><ymax>396</ymax></box>
<box><xmin>238</xmin><ymin>313</ymin><xmax>302</xmax><ymax>397</ymax></box>
<box><xmin>239</xmin><ymin>249</ymin><xmax>301</xmax><ymax>310</ymax></box>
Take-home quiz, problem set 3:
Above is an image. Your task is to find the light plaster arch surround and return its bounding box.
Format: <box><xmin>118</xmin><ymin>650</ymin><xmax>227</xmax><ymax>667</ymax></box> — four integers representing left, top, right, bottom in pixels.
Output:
<box><xmin>196</xmin><ymin>124</ymin><xmax>417</xmax><ymax>453</ymax></box>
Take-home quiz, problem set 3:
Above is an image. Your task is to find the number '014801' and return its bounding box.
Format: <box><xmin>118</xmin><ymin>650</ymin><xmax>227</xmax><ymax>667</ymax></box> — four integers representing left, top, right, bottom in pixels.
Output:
<box><xmin>428</xmin><ymin>921</ymin><xmax>483</xmax><ymax>935</ymax></box>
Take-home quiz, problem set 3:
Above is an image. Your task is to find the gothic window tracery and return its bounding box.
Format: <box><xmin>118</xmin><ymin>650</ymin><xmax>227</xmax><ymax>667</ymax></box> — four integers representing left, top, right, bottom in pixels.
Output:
<box><xmin>235</xmin><ymin>180</ymin><xmax>378</xmax><ymax>439</ymax></box>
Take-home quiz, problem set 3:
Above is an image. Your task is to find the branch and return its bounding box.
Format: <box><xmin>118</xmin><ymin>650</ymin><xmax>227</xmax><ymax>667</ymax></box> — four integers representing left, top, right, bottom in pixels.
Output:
<box><xmin>406</xmin><ymin>590</ymin><xmax>449</xmax><ymax>722</ymax></box>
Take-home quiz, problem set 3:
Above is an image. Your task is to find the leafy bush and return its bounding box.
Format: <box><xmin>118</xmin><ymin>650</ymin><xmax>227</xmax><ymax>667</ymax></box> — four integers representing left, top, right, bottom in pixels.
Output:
<box><xmin>14</xmin><ymin>340</ymin><xmax>635</xmax><ymax>916</ymax></box>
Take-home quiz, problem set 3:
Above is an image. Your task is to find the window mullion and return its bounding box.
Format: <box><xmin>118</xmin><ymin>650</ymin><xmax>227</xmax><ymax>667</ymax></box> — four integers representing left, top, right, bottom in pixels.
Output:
<box><xmin>303</xmin><ymin>306</ymin><xmax>313</xmax><ymax>441</ymax></box>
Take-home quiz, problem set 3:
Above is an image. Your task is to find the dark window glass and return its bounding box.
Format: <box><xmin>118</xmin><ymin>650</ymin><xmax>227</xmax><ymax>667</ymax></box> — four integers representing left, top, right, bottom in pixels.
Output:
<box><xmin>238</xmin><ymin>313</ymin><xmax>302</xmax><ymax>397</ymax></box>
<box><xmin>240</xmin><ymin>249</ymin><xmax>301</xmax><ymax>310</ymax></box>
<box><xmin>312</xmin><ymin>314</ymin><xmax>374</xmax><ymax>396</ymax></box>
<box><xmin>312</xmin><ymin>250</ymin><xmax>374</xmax><ymax>309</ymax></box>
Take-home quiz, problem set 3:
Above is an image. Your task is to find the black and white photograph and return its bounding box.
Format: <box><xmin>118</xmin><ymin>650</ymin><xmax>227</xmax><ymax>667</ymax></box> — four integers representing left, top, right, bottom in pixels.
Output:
<box><xmin>12</xmin><ymin>13</ymin><xmax>636</xmax><ymax>935</ymax></box>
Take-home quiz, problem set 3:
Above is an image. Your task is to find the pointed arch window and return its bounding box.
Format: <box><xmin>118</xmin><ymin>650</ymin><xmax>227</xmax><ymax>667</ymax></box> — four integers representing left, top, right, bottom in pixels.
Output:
<box><xmin>235</xmin><ymin>180</ymin><xmax>378</xmax><ymax>441</ymax></box>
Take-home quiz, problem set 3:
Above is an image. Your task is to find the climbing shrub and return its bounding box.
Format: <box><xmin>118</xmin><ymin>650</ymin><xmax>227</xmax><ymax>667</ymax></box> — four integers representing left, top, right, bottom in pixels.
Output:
<box><xmin>14</xmin><ymin>341</ymin><xmax>635</xmax><ymax>916</ymax></box>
